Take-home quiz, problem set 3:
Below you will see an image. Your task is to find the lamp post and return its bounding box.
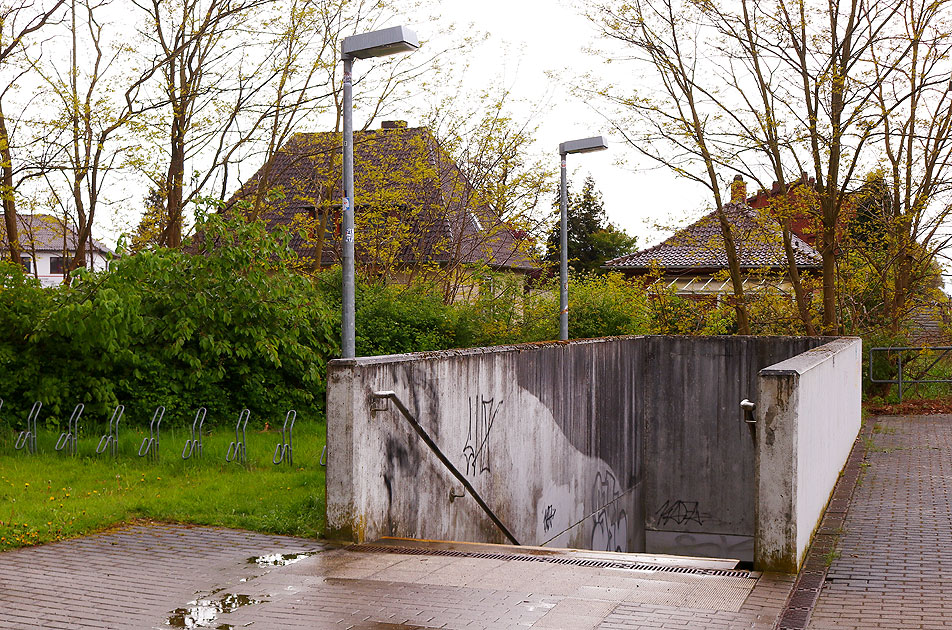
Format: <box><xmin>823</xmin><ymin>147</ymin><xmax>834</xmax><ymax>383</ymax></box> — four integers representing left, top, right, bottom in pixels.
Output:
<box><xmin>340</xmin><ymin>26</ymin><xmax>419</xmax><ymax>359</ymax></box>
<box><xmin>558</xmin><ymin>136</ymin><xmax>608</xmax><ymax>341</ymax></box>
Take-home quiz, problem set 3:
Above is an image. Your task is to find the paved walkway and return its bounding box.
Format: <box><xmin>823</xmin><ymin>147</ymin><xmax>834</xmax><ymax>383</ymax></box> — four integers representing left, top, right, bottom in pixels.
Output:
<box><xmin>807</xmin><ymin>415</ymin><xmax>952</xmax><ymax>629</ymax></box>
<box><xmin>0</xmin><ymin>522</ymin><xmax>791</xmax><ymax>629</ymax></box>
<box><xmin>4</xmin><ymin>414</ymin><xmax>951</xmax><ymax>629</ymax></box>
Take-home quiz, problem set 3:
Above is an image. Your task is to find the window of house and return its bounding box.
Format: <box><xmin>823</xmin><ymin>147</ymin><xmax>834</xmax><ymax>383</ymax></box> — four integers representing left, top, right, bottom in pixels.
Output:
<box><xmin>303</xmin><ymin>206</ymin><xmax>320</xmax><ymax>239</ymax></box>
<box><xmin>20</xmin><ymin>255</ymin><xmax>31</xmax><ymax>273</ymax></box>
<box><xmin>49</xmin><ymin>256</ymin><xmax>67</xmax><ymax>275</ymax></box>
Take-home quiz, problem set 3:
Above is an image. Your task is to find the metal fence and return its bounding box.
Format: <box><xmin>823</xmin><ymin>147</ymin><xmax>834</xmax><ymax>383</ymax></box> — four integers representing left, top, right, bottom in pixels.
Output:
<box><xmin>869</xmin><ymin>346</ymin><xmax>952</xmax><ymax>403</ymax></box>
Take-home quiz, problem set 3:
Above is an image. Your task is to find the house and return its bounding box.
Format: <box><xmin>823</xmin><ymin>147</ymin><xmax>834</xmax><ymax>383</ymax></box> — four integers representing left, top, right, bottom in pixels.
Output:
<box><xmin>604</xmin><ymin>176</ymin><xmax>821</xmax><ymax>297</ymax></box>
<box><xmin>227</xmin><ymin>121</ymin><xmax>535</xmax><ymax>298</ymax></box>
<box><xmin>0</xmin><ymin>214</ymin><xmax>112</xmax><ymax>287</ymax></box>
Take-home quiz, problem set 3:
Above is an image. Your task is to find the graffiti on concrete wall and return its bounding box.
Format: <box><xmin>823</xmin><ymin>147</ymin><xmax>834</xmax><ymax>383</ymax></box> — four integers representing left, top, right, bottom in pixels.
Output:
<box><xmin>542</xmin><ymin>505</ymin><xmax>557</xmax><ymax>533</ymax></box>
<box><xmin>656</xmin><ymin>500</ymin><xmax>703</xmax><ymax>526</ymax></box>
<box><xmin>590</xmin><ymin>470</ymin><xmax>629</xmax><ymax>553</ymax></box>
<box><xmin>462</xmin><ymin>395</ymin><xmax>503</xmax><ymax>477</ymax></box>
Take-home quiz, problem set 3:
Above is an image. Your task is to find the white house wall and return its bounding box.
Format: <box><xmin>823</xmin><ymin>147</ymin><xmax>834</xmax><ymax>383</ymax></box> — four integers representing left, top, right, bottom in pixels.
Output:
<box><xmin>21</xmin><ymin>251</ymin><xmax>110</xmax><ymax>287</ymax></box>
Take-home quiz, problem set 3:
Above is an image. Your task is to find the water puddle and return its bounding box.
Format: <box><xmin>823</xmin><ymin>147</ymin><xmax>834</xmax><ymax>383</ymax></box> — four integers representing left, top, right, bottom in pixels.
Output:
<box><xmin>166</xmin><ymin>593</ymin><xmax>263</xmax><ymax>628</ymax></box>
<box><xmin>247</xmin><ymin>551</ymin><xmax>317</xmax><ymax>566</ymax></box>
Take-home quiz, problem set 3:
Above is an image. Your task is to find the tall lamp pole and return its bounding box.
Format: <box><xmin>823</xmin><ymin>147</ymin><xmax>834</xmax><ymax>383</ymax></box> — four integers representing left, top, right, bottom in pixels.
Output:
<box><xmin>558</xmin><ymin>136</ymin><xmax>608</xmax><ymax>341</ymax></box>
<box><xmin>340</xmin><ymin>26</ymin><xmax>419</xmax><ymax>358</ymax></box>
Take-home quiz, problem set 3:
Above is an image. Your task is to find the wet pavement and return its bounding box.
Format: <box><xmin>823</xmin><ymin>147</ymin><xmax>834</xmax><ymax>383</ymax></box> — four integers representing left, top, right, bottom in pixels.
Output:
<box><xmin>0</xmin><ymin>523</ymin><xmax>792</xmax><ymax>629</ymax></box>
<box><xmin>12</xmin><ymin>414</ymin><xmax>951</xmax><ymax>629</ymax></box>
<box><xmin>806</xmin><ymin>415</ymin><xmax>952</xmax><ymax>629</ymax></box>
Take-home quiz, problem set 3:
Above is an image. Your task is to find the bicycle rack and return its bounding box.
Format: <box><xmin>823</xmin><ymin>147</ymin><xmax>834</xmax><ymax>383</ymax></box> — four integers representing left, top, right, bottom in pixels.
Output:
<box><xmin>137</xmin><ymin>406</ymin><xmax>165</xmax><ymax>462</ymax></box>
<box><xmin>226</xmin><ymin>409</ymin><xmax>250</xmax><ymax>465</ymax></box>
<box><xmin>181</xmin><ymin>407</ymin><xmax>207</xmax><ymax>460</ymax></box>
<box><xmin>54</xmin><ymin>404</ymin><xmax>84</xmax><ymax>456</ymax></box>
<box><xmin>272</xmin><ymin>410</ymin><xmax>296</xmax><ymax>465</ymax></box>
<box><xmin>95</xmin><ymin>405</ymin><xmax>125</xmax><ymax>458</ymax></box>
<box><xmin>14</xmin><ymin>402</ymin><xmax>42</xmax><ymax>454</ymax></box>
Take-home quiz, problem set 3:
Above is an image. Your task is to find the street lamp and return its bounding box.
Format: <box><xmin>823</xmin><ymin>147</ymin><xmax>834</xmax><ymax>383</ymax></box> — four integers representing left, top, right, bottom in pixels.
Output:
<box><xmin>558</xmin><ymin>136</ymin><xmax>608</xmax><ymax>341</ymax></box>
<box><xmin>340</xmin><ymin>26</ymin><xmax>419</xmax><ymax>359</ymax></box>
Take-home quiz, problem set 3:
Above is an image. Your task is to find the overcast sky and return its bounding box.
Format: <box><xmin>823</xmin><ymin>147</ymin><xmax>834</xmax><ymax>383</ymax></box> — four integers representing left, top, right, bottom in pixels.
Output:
<box><xmin>415</xmin><ymin>0</ymin><xmax>713</xmax><ymax>250</ymax></box>
<box><xmin>75</xmin><ymin>0</ymin><xmax>713</xmax><ymax>250</ymax></box>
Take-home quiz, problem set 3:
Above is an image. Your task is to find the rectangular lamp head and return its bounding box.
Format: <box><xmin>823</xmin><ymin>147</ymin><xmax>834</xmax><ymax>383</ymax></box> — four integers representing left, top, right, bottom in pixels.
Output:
<box><xmin>559</xmin><ymin>136</ymin><xmax>609</xmax><ymax>155</ymax></box>
<box><xmin>342</xmin><ymin>25</ymin><xmax>420</xmax><ymax>60</ymax></box>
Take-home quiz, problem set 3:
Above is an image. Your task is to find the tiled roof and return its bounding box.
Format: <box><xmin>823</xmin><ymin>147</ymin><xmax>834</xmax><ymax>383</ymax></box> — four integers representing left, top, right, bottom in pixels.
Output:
<box><xmin>227</xmin><ymin>127</ymin><xmax>535</xmax><ymax>271</ymax></box>
<box><xmin>0</xmin><ymin>214</ymin><xmax>112</xmax><ymax>254</ymax></box>
<box><xmin>604</xmin><ymin>203</ymin><xmax>820</xmax><ymax>271</ymax></box>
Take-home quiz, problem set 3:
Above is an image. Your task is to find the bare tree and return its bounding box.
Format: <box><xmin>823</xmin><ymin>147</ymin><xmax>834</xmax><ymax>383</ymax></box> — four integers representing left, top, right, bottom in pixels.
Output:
<box><xmin>590</xmin><ymin>0</ymin><xmax>933</xmax><ymax>334</ymax></box>
<box><xmin>864</xmin><ymin>0</ymin><xmax>952</xmax><ymax>333</ymax></box>
<box><xmin>128</xmin><ymin>0</ymin><xmax>285</xmax><ymax>247</ymax></box>
<box><xmin>588</xmin><ymin>0</ymin><xmax>752</xmax><ymax>333</ymax></box>
<box><xmin>0</xmin><ymin>0</ymin><xmax>66</xmax><ymax>262</ymax></box>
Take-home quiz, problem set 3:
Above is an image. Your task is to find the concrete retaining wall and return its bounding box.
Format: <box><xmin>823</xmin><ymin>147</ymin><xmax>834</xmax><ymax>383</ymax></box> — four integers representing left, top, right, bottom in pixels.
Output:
<box><xmin>326</xmin><ymin>338</ymin><xmax>645</xmax><ymax>552</ymax></box>
<box><xmin>326</xmin><ymin>335</ymin><xmax>860</xmax><ymax>570</ymax></box>
<box><xmin>755</xmin><ymin>337</ymin><xmax>863</xmax><ymax>572</ymax></box>
<box><xmin>640</xmin><ymin>336</ymin><xmax>822</xmax><ymax>561</ymax></box>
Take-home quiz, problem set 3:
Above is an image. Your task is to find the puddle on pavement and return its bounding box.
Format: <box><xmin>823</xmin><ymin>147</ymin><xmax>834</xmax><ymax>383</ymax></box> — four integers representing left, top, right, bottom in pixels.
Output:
<box><xmin>166</xmin><ymin>593</ymin><xmax>263</xmax><ymax>628</ymax></box>
<box><xmin>247</xmin><ymin>551</ymin><xmax>317</xmax><ymax>566</ymax></box>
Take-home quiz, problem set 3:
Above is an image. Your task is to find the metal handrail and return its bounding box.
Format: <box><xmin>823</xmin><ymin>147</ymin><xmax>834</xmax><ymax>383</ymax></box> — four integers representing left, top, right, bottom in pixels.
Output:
<box><xmin>869</xmin><ymin>346</ymin><xmax>952</xmax><ymax>403</ymax></box>
<box><xmin>371</xmin><ymin>390</ymin><xmax>520</xmax><ymax>545</ymax></box>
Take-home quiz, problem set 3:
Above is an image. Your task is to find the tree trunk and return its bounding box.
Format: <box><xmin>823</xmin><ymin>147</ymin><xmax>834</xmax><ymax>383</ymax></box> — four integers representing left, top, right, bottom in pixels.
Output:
<box><xmin>162</xmin><ymin>126</ymin><xmax>186</xmax><ymax>248</ymax></box>
<box><xmin>820</xmin><ymin>217</ymin><xmax>838</xmax><ymax>334</ymax></box>
<box><xmin>715</xmin><ymin>206</ymin><xmax>751</xmax><ymax>334</ymax></box>
<box><xmin>780</xmin><ymin>219</ymin><xmax>816</xmax><ymax>335</ymax></box>
<box><xmin>0</xmin><ymin>104</ymin><xmax>19</xmax><ymax>263</ymax></box>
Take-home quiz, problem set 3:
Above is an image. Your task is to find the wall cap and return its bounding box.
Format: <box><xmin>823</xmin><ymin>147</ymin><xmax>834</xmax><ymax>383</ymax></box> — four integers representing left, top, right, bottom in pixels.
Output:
<box><xmin>759</xmin><ymin>337</ymin><xmax>861</xmax><ymax>377</ymax></box>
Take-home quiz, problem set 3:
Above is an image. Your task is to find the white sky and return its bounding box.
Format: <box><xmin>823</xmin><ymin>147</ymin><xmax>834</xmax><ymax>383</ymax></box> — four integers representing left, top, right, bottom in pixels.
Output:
<box><xmin>72</xmin><ymin>0</ymin><xmax>715</xmax><ymax>250</ymax></box>
<box><xmin>413</xmin><ymin>0</ymin><xmax>713</xmax><ymax>249</ymax></box>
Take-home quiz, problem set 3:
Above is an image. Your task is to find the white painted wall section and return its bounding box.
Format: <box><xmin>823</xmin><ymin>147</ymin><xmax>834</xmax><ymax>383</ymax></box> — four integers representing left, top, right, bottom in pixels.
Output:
<box><xmin>756</xmin><ymin>337</ymin><xmax>862</xmax><ymax>572</ymax></box>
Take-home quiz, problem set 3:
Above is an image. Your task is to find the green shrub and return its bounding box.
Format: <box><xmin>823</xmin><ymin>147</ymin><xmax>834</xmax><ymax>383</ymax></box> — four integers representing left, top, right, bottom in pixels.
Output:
<box><xmin>356</xmin><ymin>282</ymin><xmax>474</xmax><ymax>355</ymax></box>
<box><xmin>0</xmin><ymin>215</ymin><xmax>338</xmax><ymax>430</ymax></box>
<box><xmin>569</xmin><ymin>272</ymin><xmax>650</xmax><ymax>338</ymax></box>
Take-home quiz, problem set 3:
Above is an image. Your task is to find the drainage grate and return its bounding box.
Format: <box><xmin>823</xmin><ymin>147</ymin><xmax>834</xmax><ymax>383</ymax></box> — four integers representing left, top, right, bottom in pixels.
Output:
<box><xmin>349</xmin><ymin>544</ymin><xmax>753</xmax><ymax>579</ymax></box>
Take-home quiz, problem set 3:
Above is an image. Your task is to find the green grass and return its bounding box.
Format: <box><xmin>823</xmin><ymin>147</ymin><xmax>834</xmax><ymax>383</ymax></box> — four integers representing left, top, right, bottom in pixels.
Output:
<box><xmin>0</xmin><ymin>420</ymin><xmax>326</xmax><ymax>550</ymax></box>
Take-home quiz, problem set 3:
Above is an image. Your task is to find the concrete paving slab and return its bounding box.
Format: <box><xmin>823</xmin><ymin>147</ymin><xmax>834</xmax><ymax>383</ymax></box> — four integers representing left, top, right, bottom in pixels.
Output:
<box><xmin>0</xmin><ymin>522</ymin><xmax>791</xmax><ymax>629</ymax></box>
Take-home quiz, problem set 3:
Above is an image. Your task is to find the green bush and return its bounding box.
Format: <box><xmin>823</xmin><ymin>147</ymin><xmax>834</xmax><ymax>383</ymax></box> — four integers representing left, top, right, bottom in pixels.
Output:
<box><xmin>568</xmin><ymin>272</ymin><xmax>650</xmax><ymax>338</ymax></box>
<box><xmin>0</xmin><ymin>215</ymin><xmax>338</xmax><ymax>430</ymax></box>
<box><xmin>356</xmin><ymin>282</ymin><xmax>475</xmax><ymax>355</ymax></box>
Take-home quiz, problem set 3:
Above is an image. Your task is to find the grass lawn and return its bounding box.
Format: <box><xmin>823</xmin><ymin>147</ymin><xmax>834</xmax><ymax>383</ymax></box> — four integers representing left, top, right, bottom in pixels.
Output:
<box><xmin>0</xmin><ymin>416</ymin><xmax>326</xmax><ymax>550</ymax></box>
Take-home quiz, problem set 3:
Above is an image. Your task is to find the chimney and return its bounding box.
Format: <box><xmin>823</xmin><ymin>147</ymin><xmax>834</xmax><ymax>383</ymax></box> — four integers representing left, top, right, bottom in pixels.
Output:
<box><xmin>381</xmin><ymin>120</ymin><xmax>408</xmax><ymax>130</ymax></box>
<box><xmin>731</xmin><ymin>174</ymin><xmax>747</xmax><ymax>204</ymax></box>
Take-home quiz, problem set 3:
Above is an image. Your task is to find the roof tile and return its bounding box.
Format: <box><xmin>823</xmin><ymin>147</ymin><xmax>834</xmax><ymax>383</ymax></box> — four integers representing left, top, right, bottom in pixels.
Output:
<box><xmin>229</xmin><ymin>127</ymin><xmax>534</xmax><ymax>271</ymax></box>
<box><xmin>604</xmin><ymin>203</ymin><xmax>820</xmax><ymax>270</ymax></box>
<box><xmin>0</xmin><ymin>214</ymin><xmax>112</xmax><ymax>255</ymax></box>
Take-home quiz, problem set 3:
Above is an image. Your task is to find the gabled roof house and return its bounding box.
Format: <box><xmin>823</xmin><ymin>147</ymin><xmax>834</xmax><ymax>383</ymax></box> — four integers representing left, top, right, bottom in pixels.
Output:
<box><xmin>0</xmin><ymin>214</ymin><xmax>112</xmax><ymax>287</ymax></box>
<box><xmin>605</xmin><ymin>177</ymin><xmax>821</xmax><ymax>295</ymax></box>
<box><xmin>229</xmin><ymin>121</ymin><xmax>535</xmax><ymax>280</ymax></box>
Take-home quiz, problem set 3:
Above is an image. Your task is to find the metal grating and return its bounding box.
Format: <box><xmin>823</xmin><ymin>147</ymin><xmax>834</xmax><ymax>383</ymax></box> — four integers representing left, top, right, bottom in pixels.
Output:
<box><xmin>349</xmin><ymin>544</ymin><xmax>754</xmax><ymax>579</ymax></box>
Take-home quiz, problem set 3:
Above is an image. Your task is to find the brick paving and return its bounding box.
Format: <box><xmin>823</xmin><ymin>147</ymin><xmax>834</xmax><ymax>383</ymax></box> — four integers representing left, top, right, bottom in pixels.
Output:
<box><xmin>16</xmin><ymin>412</ymin><xmax>952</xmax><ymax>629</ymax></box>
<box><xmin>0</xmin><ymin>521</ymin><xmax>794</xmax><ymax>629</ymax></box>
<box><xmin>807</xmin><ymin>415</ymin><xmax>952</xmax><ymax>629</ymax></box>
<box><xmin>10</xmin><ymin>416</ymin><xmax>952</xmax><ymax>628</ymax></box>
